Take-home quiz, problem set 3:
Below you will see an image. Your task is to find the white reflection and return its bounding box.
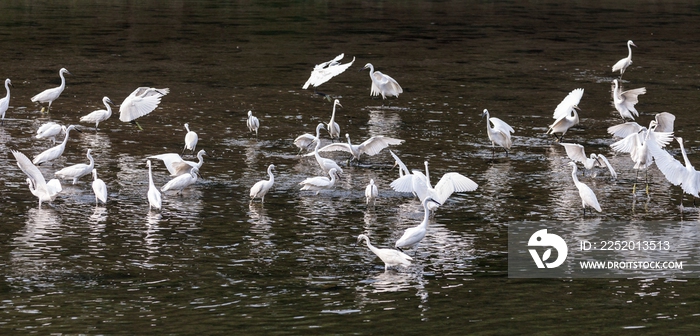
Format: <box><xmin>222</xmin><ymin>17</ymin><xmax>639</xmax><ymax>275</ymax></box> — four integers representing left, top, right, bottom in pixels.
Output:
<box><xmin>367</xmin><ymin>109</ymin><xmax>402</xmax><ymax>137</ymax></box>
<box><xmin>9</xmin><ymin>208</ymin><xmax>62</xmax><ymax>287</ymax></box>
<box><xmin>144</xmin><ymin>212</ymin><xmax>163</xmax><ymax>254</ymax></box>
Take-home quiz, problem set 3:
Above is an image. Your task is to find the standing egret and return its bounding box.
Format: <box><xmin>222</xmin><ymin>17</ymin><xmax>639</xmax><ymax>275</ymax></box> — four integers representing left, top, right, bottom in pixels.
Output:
<box><xmin>482</xmin><ymin>109</ymin><xmax>515</xmax><ymax>156</ymax></box>
<box><xmin>11</xmin><ymin>150</ymin><xmax>62</xmax><ymax>207</ymax></box>
<box><xmin>33</xmin><ymin>125</ymin><xmax>80</xmax><ymax>165</ymax></box>
<box><xmin>146</xmin><ymin>160</ymin><xmax>162</xmax><ymax>211</ymax></box>
<box><xmin>365</xmin><ymin>179</ymin><xmax>378</xmax><ymax>205</ymax></box>
<box><xmin>612</xmin><ymin>40</ymin><xmax>637</xmax><ymax>78</ymax></box>
<box><xmin>54</xmin><ymin>148</ymin><xmax>95</xmax><ymax>184</ymax></box>
<box><xmin>547</xmin><ymin>88</ymin><xmax>583</xmax><ymax>142</ymax></box>
<box><xmin>294</xmin><ymin>123</ymin><xmax>325</xmax><ymax>153</ymax></box>
<box><xmin>91</xmin><ymin>169</ymin><xmax>107</xmax><ymax>206</ymax></box>
<box><xmin>612</xmin><ymin>79</ymin><xmax>646</xmax><ymax>121</ymax></box>
<box><xmin>395</xmin><ymin>197</ymin><xmax>441</xmax><ymax>251</ymax></box>
<box><xmin>161</xmin><ymin>167</ymin><xmax>199</xmax><ymax>195</ymax></box>
<box><xmin>0</xmin><ymin>79</ymin><xmax>12</xmax><ymax>125</ymax></box>
<box><xmin>302</xmin><ymin>53</ymin><xmax>355</xmax><ymax>89</ymax></box>
<box><xmin>183</xmin><ymin>123</ymin><xmax>198</xmax><ymax>154</ymax></box>
<box><xmin>35</xmin><ymin>122</ymin><xmax>64</xmax><ymax>144</ymax></box>
<box><xmin>299</xmin><ymin>168</ymin><xmax>338</xmax><ymax>194</ymax></box>
<box><xmin>559</xmin><ymin>143</ymin><xmax>617</xmax><ymax>178</ymax></box>
<box><xmin>119</xmin><ymin>87</ymin><xmax>169</xmax><ymax>130</ymax></box>
<box><xmin>246</xmin><ymin>111</ymin><xmax>259</xmax><ymax>137</ymax></box>
<box><xmin>568</xmin><ymin>162</ymin><xmax>601</xmax><ymax>215</ymax></box>
<box><xmin>312</xmin><ymin>140</ymin><xmax>343</xmax><ymax>175</ymax></box>
<box><xmin>80</xmin><ymin>97</ymin><xmax>114</xmax><ymax>130</ymax></box>
<box><xmin>318</xmin><ymin>133</ymin><xmax>404</xmax><ymax>163</ymax></box>
<box><xmin>356</xmin><ymin>234</ymin><xmax>413</xmax><ymax>272</ymax></box>
<box><xmin>361</xmin><ymin>63</ymin><xmax>403</xmax><ymax>99</ymax></box>
<box><xmin>650</xmin><ymin>137</ymin><xmax>700</xmax><ymax>208</ymax></box>
<box><xmin>149</xmin><ymin>149</ymin><xmax>206</xmax><ymax>176</ymax></box>
<box><xmin>250</xmin><ymin>164</ymin><xmax>275</xmax><ymax>203</ymax></box>
<box><xmin>608</xmin><ymin>112</ymin><xmax>675</xmax><ymax>138</ymax></box>
<box><xmin>31</xmin><ymin>67</ymin><xmax>70</xmax><ymax>113</ymax></box>
<box><xmin>326</xmin><ymin>99</ymin><xmax>342</xmax><ymax>141</ymax></box>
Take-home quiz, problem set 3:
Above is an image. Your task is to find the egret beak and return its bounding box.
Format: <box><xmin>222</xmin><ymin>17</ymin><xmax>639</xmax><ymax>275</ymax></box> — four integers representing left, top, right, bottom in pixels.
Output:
<box><xmin>631</xmin><ymin>42</ymin><xmax>637</xmax><ymax>48</ymax></box>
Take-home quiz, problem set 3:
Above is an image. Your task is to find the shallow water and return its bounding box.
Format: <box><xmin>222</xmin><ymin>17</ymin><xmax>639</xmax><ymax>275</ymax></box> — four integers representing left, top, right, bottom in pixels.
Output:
<box><xmin>2</xmin><ymin>1</ymin><xmax>700</xmax><ymax>334</ymax></box>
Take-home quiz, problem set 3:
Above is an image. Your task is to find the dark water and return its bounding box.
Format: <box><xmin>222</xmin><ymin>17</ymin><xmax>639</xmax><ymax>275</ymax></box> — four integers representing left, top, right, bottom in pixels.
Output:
<box><xmin>2</xmin><ymin>1</ymin><xmax>700</xmax><ymax>334</ymax></box>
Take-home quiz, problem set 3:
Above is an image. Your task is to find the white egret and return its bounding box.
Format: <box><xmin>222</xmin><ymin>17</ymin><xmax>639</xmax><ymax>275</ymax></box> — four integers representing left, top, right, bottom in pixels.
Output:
<box><xmin>559</xmin><ymin>143</ymin><xmax>617</xmax><ymax>178</ymax></box>
<box><xmin>294</xmin><ymin>123</ymin><xmax>325</xmax><ymax>153</ymax></box>
<box><xmin>395</xmin><ymin>197</ymin><xmax>441</xmax><ymax>251</ymax></box>
<box><xmin>0</xmin><ymin>79</ymin><xmax>12</xmax><ymax>125</ymax></box>
<box><xmin>612</xmin><ymin>79</ymin><xmax>646</xmax><ymax>120</ymax></box>
<box><xmin>119</xmin><ymin>87</ymin><xmax>169</xmax><ymax>129</ymax></box>
<box><xmin>11</xmin><ymin>150</ymin><xmax>62</xmax><ymax>207</ymax></box>
<box><xmin>250</xmin><ymin>164</ymin><xmax>275</xmax><ymax>203</ymax></box>
<box><xmin>80</xmin><ymin>97</ymin><xmax>114</xmax><ymax>130</ymax></box>
<box><xmin>246</xmin><ymin>110</ymin><xmax>259</xmax><ymax>137</ymax></box>
<box><xmin>568</xmin><ymin>162</ymin><xmax>601</xmax><ymax>215</ymax></box>
<box><xmin>318</xmin><ymin>133</ymin><xmax>404</xmax><ymax>163</ymax></box>
<box><xmin>35</xmin><ymin>122</ymin><xmax>64</xmax><ymax>144</ymax></box>
<box><xmin>608</xmin><ymin>112</ymin><xmax>675</xmax><ymax>138</ymax></box>
<box><xmin>302</xmin><ymin>53</ymin><xmax>355</xmax><ymax>89</ymax></box>
<box><xmin>482</xmin><ymin>109</ymin><xmax>515</xmax><ymax>156</ymax></box>
<box><xmin>148</xmin><ymin>149</ymin><xmax>206</xmax><ymax>176</ymax></box>
<box><xmin>390</xmin><ymin>150</ymin><xmax>411</xmax><ymax>178</ymax></box>
<box><xmin>365</xmin><ymin>179</ymin><xmax>378</xmax><ymax>205</ymax></box>
<box><xmin>312</xmin><ymin>140</ymin><xmax>343</xmax><ymax>174</ymax></box>
<box><xmin>91</xmin><ymin>169</ymin><xmax>107</xmax><ymax>206</ymax></box>
<box><xmin>547</xmin><ymin>88</ymin><xmax>583</xmax><ymax>142</ymax></box>
<box><xmin>391</xmin><ymin>162</ymin><xmax>478</xmax><ymax>210</ymax></box>
<box><xmin>31</xmin><ymin>67</ymin><xmax>70</xmax><ymax>113</ymax></box>
<box><xmin>183</xmin><ymin>123</ymin><xmax>198</xmax><ymax>153</ymax></box>
<box><xmin>357</xmin><ymin>234</ymin><xmax>412</xmax><ymax>271</ymax></box>
<box><xmin>650</xmin><ymin>137</ymin><xmax>700</xmax><ymax>208</ymax></box>
<box><xmin>612</xmin><ymin>40</ymin><xmax>637</xmax><ymax>78</ymax></box>
<box><xmin>326</xmin><ymin>99</ymin><xmax>342</xmax><ymax>141</ymax></box>
<box><xmin>299</xmin><ymin>168</ymin><xmax>338</xmax><ymax>194</ymax></box>
<box><xmin>161</xmin><ymin>167</ymin><xmax>199</xmax><ymax>194</ymax></box>
<box><xmin>54</xmin><ymin>148</ymin><xmax>95</xmax><ymax>184</ymax></box>
<box><xmin>362</xmin><ymin>63</ymin><xmax>403</xmax><ymax>99</ymax></box>
<box><xmin>33</xmin><ymin>125</ymin><xmax>80</xmax><ymax>165</ymax></box>
<box><xmin>146</xmin><ymin>160</ymin><xmax>162</xmax><ymax>211</ymax></box>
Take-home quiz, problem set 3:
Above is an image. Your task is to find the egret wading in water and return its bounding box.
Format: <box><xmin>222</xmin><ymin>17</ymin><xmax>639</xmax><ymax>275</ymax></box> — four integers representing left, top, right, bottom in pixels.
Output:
<box><xmin>390</xmin><ymin>161</ymin><xmax>478</xmax><ymax>211</ymax></box>
<box><xmin>395</xmin><ymin>197</ymin><xmax>441</xmax><ymax>252</ymax></box>
<box><xmin>312</xmin><ymin>140</ymin><xmax>343</xmax><ymax>175</ymax></box>
<box><xmin>161</xmin><ymin>167</ymin><xmax>199</xmax><ymax>195</ymax></box>
<box><xmin>119</xmin><ymin>87</ymin><xmax>169</xmax><ymax>130</ymax></box>
<box><xmin>11</xmin><ymin>150</ymin><xmax>62</xmax><ymax>208</ymax></box>
<box><xmin>481</xmin><ymin>109</ymin><xmax>514</xmax><ymax>156</ymax></box>
<box><xmin>294</xmin><ymin>123</ymin><xmax>325</xmax><ymax>154</ymax></box>
<box><xmin>361</xmin><ymin>63</ymin><xmax>403</xmax><ymax>99</ymax></box>
<box><xmin>299</xmin><ymin>168</ymin><xmax>338</xmax><ymax>195</ymax></box>
<box><xmin>91</xmin><ymin>169</ymin><xmax>107</xmax><ymax>206</ymax></box>
<box><xmin>33</xmin><ymin>125</ymin><xmax>81</xmax><ymax>165</ymax></box>
<box><xmin>568</xmin><ymin>162</ymin><xmax>601</xmax><ymax>216</ymax></box>
<box><xmin>183</xmin><ymin>123</ymin><xmax>198</xmax><ymax>154</ymax></box>
<box><xmin>612</xmin><ymin>40</ymin><xmax>637</xmax><ymax>78</ymax></box>
<box><xmin>246</xmin><ymin>110</ymin><xmax>259</xmax><ymax>137</ymax></box>
<box><xmin>326</xmin><ymin>99</ymin><xmax>342</xmax><ymax>141</ymax></box>
<box><xmin>317</xmin><ymin>133</ymin><xmax>404</xmax><ymax>164</ymax></box>
<box><xmin>356</xmin><ymin>234</ymin><xmax>412</xmax><ymax>272</ymax></box>
<box><xmin>80</xmin><ymin>97</ymin><xmax>114</xmax><ymax>130</ymax></box>
<box><xmin>31</xmin><ymin>67</ymin><xmax>70</xmax><ymax>113</ymax></box>
<box><xmin>547</xmin><ymin>88</ymin><xmax>583</xmax><ymax>142</ymax></box>
<box><xmin>250</xmin><ymin>164</ymin><xmax>275</xmax><ymax>204</ymax></box>
<box><xmin>612</xmin><ymin>79</ymin><xmax>646</xmax><ymax>121</ymax></box>
<box><xmin>365</xmin><ymin>179</ymin><xmax>378</xmax><ymax>205</ymax></box>
<box><xmin>649</xmin><ymin>137</ymin><xmax>700</xmax><ymax>209</ymax></box>
<box><xmin>35</xmin><ymin>122</ymin><xmax>64</xmax><ymax>144</ymax></box>
<box><xmin>146</xmin><ymin>160</ymin><xmax>162</xmax><ymax>211</ymax></box>
<box><xmin>55</xmin><ymin>148</ymin><xmax>95</xmax><ymax>184</ymax></box>
<box><xmin>0</xmin><ymin>79</ymin><xmax>12</xmax><ymax>125</ymax></box>
<box><xmin>148</xmin><ymin>149</ymin><xmax>206</xmax><ymax>176</ymax></box>
<box><xmin>559</xmin><ymin>143</ymin><xmax>617</xmax><ymax>178</ymax></box>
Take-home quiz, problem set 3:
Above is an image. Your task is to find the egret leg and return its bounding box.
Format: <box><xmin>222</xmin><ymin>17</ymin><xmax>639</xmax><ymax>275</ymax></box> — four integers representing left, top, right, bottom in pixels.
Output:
<box><xmin>645</xmin><ymin>168</ymin><xmax>650</xmax><ymax>196</ymax></box>
<box><xmin>130</xmin><ymin>120</ymin><xmax>144</xmax><ymax>131</ymax></box>
<box><xmin>633</xmin><ymin>169</ymin><xmax>639</xmax><ymax>195</ymax></box>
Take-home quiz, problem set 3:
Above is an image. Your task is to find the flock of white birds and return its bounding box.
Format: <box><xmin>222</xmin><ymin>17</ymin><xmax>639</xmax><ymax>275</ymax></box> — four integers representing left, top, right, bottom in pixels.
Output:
<box><xmin>4</xmin><ymin>43</ymin><xmax>697</xmax><ymax>272</ymax></box>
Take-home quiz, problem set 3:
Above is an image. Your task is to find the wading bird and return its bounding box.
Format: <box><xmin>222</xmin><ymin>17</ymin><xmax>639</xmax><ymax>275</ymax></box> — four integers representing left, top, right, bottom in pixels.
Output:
<box><xmin>612</xmin><ymin>79</ymin><xmax>646</xmax><ymax>121</ymax></box>
<box><xmin>547</xmin><ymin>88</ymin><xmax>583</xmax><ymax>142</ymax></box>
<box><xmin>33</xmin><ymin>125</ymin><xmax>80</xmax><ymax>165</ymax></box>
<box><xmin>250</xmin><ymin>164</ymin><xmax>275</xmax><ymax>203</ymax></box>
<box><xmin>318</xmin><ymin>133</ymin><xmax>404</xmax><ymax>163</ymax></box>
<box><xmin>312</xmin><ymin>141</ymin><xmax>343</xmax><ymax>175</ymax></box>
<box><xmin>559</xmin><ymin>143</ymin><xmax>617</xmax><ymax>178</ymax></box>
<box><xmin>161</xmin><ymin>167</ymin><xmax>199</xmax><ymax>195</ymax></box>
<box><xmin>395</xmin><ymin>197</ymin><xmax>441</xmax><ymax>252</ymax></box>
<box><xmin>80</xmin><ymin>97</ymin><xmax>114</xmax><ymax>130</ymax></box>
<box><xmin>608</xmin><ymin>112</ymin><xmax>675</xmax><ymax>139</ymax></box>
<box><xmin>325</xmin><ymin>99</ymin><xmax>342</xmax><ymax>141</ymax></box>
<box><xmin>361</xmin><ymin>63</ymin><xmax>403</xmax><ymax>99</ymax></box>
<box><xmin>11</xmin><ymin>150</ymin><xmax>62</xmax><ymax>207</ymax></box>
<box><xmin>302</xmin><ymin>53</ymin><xmax>355</xmax><ymax>90</ymax></box>
<box><xmin>299</xmin><ymin>168</ymin><xmax>338</xmax><ymax>194</ymax></box>
<box><xmin>31</xmin><ymin>68</ymin><xmax>70</xmax><ymax>113</ymax></box>
<box><xmin>294</xmin><ymin>123</ymin><xmax>325</xmax><ymax>153</ymax></box>
<box><xmin>568</xmin><ymin>162</ymin><xmax>601</xmax><ymax>215</ymax></box>
<box><xmin>183</xmin><ymin>123</ymin><xmax>198</xmax><ymax>154</ymax></box>
<box><xmin>119</xmin><ymin>87</ymin><xmax>169</xmax><ymax>130</ymax></box>
<box><xmin>0</xmin><ymin>79</ymin><xmax>12</xmax><ymax>125</ymax></box>
<box><xmin>357</xmin><ymin>234</ymin><xmax>413</xmax><ymax>272</ymax></box>
<box><xmin>146</xmin><ymin>160</ymin><xmax>162</xmax><ymax>211</ymax></box>
<box><xmin>482</xmin><ymin>109</ymin><xmax>515</xmax><ymax>156</ymax></box>
<box><xmin>650</xmin><ymin>137</ymin><xmax>700</xmax><ymax>208</ymax></box>
<box><xmin>390</xmin><ymin>161</ymin><xmax>478</xmax><ymax>210</ymax></box>
<box><xmin>91</xmin><ymin>169</ymin><xmax>107</xmax><ymax>206</ymax></box>
<box><xmin>148</xmin><ymin>149</ymin><xmax>206</xmax><ymax>176</ymax></box>
<box><xmin>246</xmin><ymin>111</ymin><xmax>259</xmax><ymax>137</ymax></box>
<box><xmin>35</xmin><ymin>122</ymin><xmax>64</xmax><ymax>144</ymax></box>
<box><xmin>54</xmin><ymin>148</ymin><xmax>95</xmax><ymax>184</ymax></box>
<box><xmin>365</xmin><ymin>179</ymin><xmax>378</xmax><ymax>205</ymax></box>
<box><xmin>612</xmin><ymin>40</ymin><xmax>637</xmax><ymax>78</ymax></box>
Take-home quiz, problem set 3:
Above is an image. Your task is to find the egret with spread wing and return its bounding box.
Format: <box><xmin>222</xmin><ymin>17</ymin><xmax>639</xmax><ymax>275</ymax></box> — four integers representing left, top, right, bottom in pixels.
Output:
<box><xmin>119</xmin><ymin>87</ymin><xmax>169</xmax><ymax>129</ymax></box>
<box><xmin>547</xmin><ymin>88</ymin><xmax>583</xmax><ymax>142</ymax></box>
<box><xmin>318</xmin><ymin>133</ymin><xmax>404</xmax><ymax>163</ymax></box>
<box><xmin>559</xmin><ymin>143</ymin><xmax>616</xmax><ymax>178</ymax></box>
<box><xmin>302</xmin><ymin>53</ymin><xmax>355</xmax><ymax>89</ymax></box>
<box><xmin>11</xmin><ymin>150</ymin><xmax>62</xmax><ymax>207</ymax></box>
<box><xmin>612</xmin><ymin>79</ymin><xmax>646</xmax><ymax>121</ymax></box>
<box><xmin>362</xmin><ymin>63</ymin><xmax>403</xmax><ymax>99</ymax></box>
<box><xmin>148</xmin><ymin>149</ymin><xmax>206</xmax><ymax>176</ymax></box>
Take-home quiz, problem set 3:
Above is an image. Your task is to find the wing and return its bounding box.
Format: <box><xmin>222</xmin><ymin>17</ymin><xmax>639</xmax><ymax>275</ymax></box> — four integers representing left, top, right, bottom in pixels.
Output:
<box><xmin>389</xmin><ymin>150</ymin><xmax>410</xmax><ymax>176</ymax></box>
<box><xmin>620</xmin><ymin>87</ymin><xmax>646</xmax><ymax>105</ymax></box>
<box><xmin>648</xmin><ymin>141</ymin><xmax>685</xmax><ymax>186</ymax></box>
<box><xmin>553</xmin><ymin>88</ymin><xmax>584</xmax><ymax>120</ymax></box>
<box><xmin>488</xmin><ymin>117</ymin><xmax>514</xmax><ymax>134</ymax></box>
<box><xmin>294</xmin><ymin>133</ymin><xmax>317</xmax><ymax>150</ymax></box>
<box><xmin>302</xmin><ymin>54</ymin><xmax>353</xmax><ymax>89</ymax></box>
<box><xmin>411</xmin><ymin>170</ymin><xmax>430</xmax><ymax>202</ymax></box>
<box><xmin>358</xmin><ymin>136</ymin><xmax>404</xmax><ymax>156</ymax></box>
<box><xmin>650</xmin><ymin>131</ymin><xmax>674</xmax><ymax>148</ymax></box>
<box><xmin>610</xmin><ymin>132</ymin><xmax>640</xmax><ymax>154</ymax></box>
<box><xmin>11</xmin><ymin>150</ymin><xmax>47</xmax><ymax>189</ymax></box>
<box><xmin>559</xmin><ymin>143</ymin><xmax>588</xmax><ymax>163</ymax></box>
<box><xmin>119</xmin><ymin>87</ymin><xmax>169</xmax><ymax>122</ymax></box>
<box><xmin>434</xmin><ymin>173</ymin><xmax>478</xmax><ymax>203</ymax></box>
<box><xmin>147</xmin><ymin>153</ymin><xmax>185</xmax><ymax>176</ymax></box>
<box><xmin>317</xmin><ymin>142</ymin><xmax>353</xmax><ymax>154</ymax></box>
<box><xmin>300</xmin><ymin>176</ymin><xmax>330</xmax><ymax>188</ymax></box>
<box><xmin>595</xmin><ymin>154</ymin><xmax>617</xmax><ymax>179</ymax></box>
<box><xmin>607</xmin><ymin>122</ymin><xmax>643</xmax><ymax>138</ymax></box>
<box><xmin>654</xmin><ymin>112</ymin><xmax>675</xmax><ymax>133</ymax></box>
<box><xmin>36</xmin><ymin>122</ymin><xmax>59</xmax><ymax>135</ymax></box>
<box><xmin>390</xmin><ymin>174</ymin><xmax>415</xmax><ymax>193</ymax></box>
<box><xmin>372</xmin><ymin>71</ymin><xmax>403</xmax><ymax>97</ymax></box>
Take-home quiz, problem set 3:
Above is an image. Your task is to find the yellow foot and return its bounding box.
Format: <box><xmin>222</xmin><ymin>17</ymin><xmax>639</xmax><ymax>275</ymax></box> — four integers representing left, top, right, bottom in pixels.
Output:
<box><xmin>632</xmin><ymin>183</ymin><xmax>637</xmax><ymax>194</ymax></box>
<box><xmin>40</xmin><ymin>107</ymin><xmax>46</xmax><ymax>113</ymax></box>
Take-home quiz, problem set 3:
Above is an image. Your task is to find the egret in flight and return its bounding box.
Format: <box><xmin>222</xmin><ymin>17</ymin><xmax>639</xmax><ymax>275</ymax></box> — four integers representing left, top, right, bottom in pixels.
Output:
<box><xmin>35</xmin><ymin>122</ymin><xmax>64</xmax><ymax>144</ymax></box>
<box><xmin>317</xmin><ymin>133</ymin><xmax>404</xmax><ymax>163</ymax></box>
<box><xmin>31</xmin><ymin>68</ymin><xmax>70</xmax><ymax>113</ymax></box>
<box><xmin>608</xmin><ymin>112</ymin><xmax>675</xmax><ymax>138</ymax></box>
<box><xmin>294</xmin><ymin>123</ymin><xmax>325</xmax><ymax>153</ymax></box>
<box><xmin>302</xmin><ymin>53</ymin><xmax>355</xmax><ymax>90</ymax></box>
<box><xmin>559</xmin><ymin>143</ymin><xmax>617</xmax><ymax>178</ymax></box>
<box><xmin>183</xmin><ymin>123</ymin><xmax>198</xmax><ymax>154</ymax></box>
<box><xmin>395</xmin><ymin>197</ymin><xmax>441</xmax><ymax>252</ymax></box>
<box><xmin>547</xmin><ymin>88</ymin><xmax>583</xmax><ymax>142</ymax></box>
<box><xmin>299</xmin><ymin>168</ymin><xmax>338</xmax><ymax>194</ymax></box>
<box><xmin>362</xmin><ymin>63</ymin><xmax>403</xmax><ymax>99</ymax></box>
<box><xmin>55</xmin><ymin>148</ymin><xmax>95</xmax><ymax>184</ymax></box>
<box><xmin>612</xmin><ymin>40</ymin><xmax>637</xmax><ymax>78</ymax></box>
<box><xmin>612</xmin><ymin>79</ymin><xmax>646</xmax><ymax>121</ymax></box>
<box><xmin>482</xmin><ymin>109</ymin><xmax>515</xmax><ymax>156</ymax></box>
<box><xmin>33</xmin><ymin>125</ymin><xmax>80</xmax><ymax>165</ymax></box>
<box><xmin>356</xmin><ymin>234</ymin><xmax>412</xmax><ymax>272</ymax></box>
<box><xmin>365</xmin><ymin>179</ymin><xmax>378</xmax><ymax>205</ymax></box>
<box><xmin>119</xmin><ymin>87</ymin><xmax>169</xmax><ymax>130</ymax></box>
<box><xmin>80</xmin><ymin>97</ymin><xmax>114</xmax><ymax>130</ymax></box>
<box><xmin>148</xmin><ymin>149</ymin><xmax>206</xmax><ymax>176</ymax></box>
<box><xmin>11</xmin><ymin>150</ymin><xmax>62</xmax><ymax>207</ymax></box>
<box><xmin>326</xmin><ymin>99</ymin><xmax>342</xmax><ymax>141</ymax></box>
<box><xmin>568</xmin><ymin>162</ymin><xmax>601</xmax><ymax>216</ymax></box>
<box><xmin>250</xmin><ymin>164</ymin><xmax>275</xmax><ymax>203</ymax></box>
<box><xmin>91</xmin><ymin>169</ymin><xmax>107</xmax><ymax>206</ymax></box>
<box><xmin>246</xmin><ymin>111</ymin><xmax>259</xmax><ymax>137</ymax></box>
<box><xmin>146</xmin><ymin>160</ymin><xmax>162</xmax><ymax>211</ymax></box>
<box><xmin>0</xmin><ymin>79</ymin><xmax>12</xmax><ymax>125</ymax></box>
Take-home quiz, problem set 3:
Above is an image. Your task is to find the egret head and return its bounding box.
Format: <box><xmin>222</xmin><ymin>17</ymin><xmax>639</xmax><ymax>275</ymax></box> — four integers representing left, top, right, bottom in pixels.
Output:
<box><xmin>59</xmin><ymin>68</ymin><xmax>71</xmax><ymax>75</ymax></box>
<box><xmin>361</xmin><ymin>63</ymin><xmax>373</xmax><ymax>72</ymax></box>
<box><xmin>628</xmin><ymin>40</ymin><xmax>637</xmax><ymax>48</ymax></box>
<box><xmin>481</xmin><ymin>109</ymin><xmax>489</xmax><ymax>118</ymax></box>
<box><xmin>334</xmin><ymin>99</ymin><xmax>342</xmax><ymax>108</ymax></box>
<box><xmin>6</xmin><ymin>79</ymin><xmax>12</xmax><ymax>87</ymax></box>
<box><xmin>356</xmin><ymin>234</ymin><xmax>369</xmax><ymax>245</ymax></box>
<box><xmin>424</xmin><ymin>197</ymin><xmax>441</xmax><ymax>207</ymax></box>
<box><xmin>247</xmin><ymin>110</ymin><xmax>253</xmax><ymax>117</ymax></box>
<box><xmin>104</xmin><ymin>96</ymin><xmax>113</xmax><ymax>105</ymax></box>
